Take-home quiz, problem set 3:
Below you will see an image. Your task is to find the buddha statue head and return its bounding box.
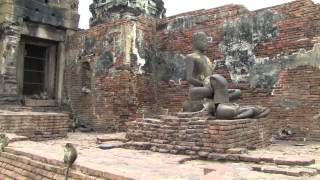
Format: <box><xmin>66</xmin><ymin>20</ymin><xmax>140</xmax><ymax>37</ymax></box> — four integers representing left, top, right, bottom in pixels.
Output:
<box><xmin>192</xmin><ymin>31</ymin><xmax>209</xmax><ymax>52</ymax></box>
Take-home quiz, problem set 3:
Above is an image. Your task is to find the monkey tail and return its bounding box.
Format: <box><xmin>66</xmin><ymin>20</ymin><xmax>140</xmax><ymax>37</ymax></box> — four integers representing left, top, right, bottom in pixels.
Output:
<box><xmin>64</xmin><ymin>165</ymin><xmax>70</xmax><ymax>180</ymax></box>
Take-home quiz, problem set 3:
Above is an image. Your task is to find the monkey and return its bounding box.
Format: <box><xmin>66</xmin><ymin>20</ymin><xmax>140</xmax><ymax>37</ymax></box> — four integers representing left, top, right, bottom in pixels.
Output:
<box><xmin>68</xmin><ymin>113</ymin><xmax>78</xmax><ymax>133</ymax></box>
<box><xmin>63</xmin><ymin>143</ymin><xmax>78</xmax><ymax>180</ymax></box>
<box><xmin>0</xmin><ymin>134</ymin><xmax>9</xmax><ymax>152</ymax></box>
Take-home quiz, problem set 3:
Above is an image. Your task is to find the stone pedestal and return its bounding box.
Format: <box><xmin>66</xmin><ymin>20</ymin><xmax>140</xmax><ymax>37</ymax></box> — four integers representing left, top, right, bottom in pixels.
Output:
<box><xmin>126</xmin><ymin>115</ymin><xmax>271</xmax><ymax>155</ymax></box>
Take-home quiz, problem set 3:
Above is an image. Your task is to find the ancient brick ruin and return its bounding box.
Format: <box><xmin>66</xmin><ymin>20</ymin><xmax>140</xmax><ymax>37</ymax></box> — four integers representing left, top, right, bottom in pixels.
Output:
<box><xmin>0</xmin><ymin>0</ymin><xmax>79</xmax><ymax>104</ymax></box>
<box><xmin>1</xmin><ymin>0</ymin><xmax>320</xmax><ymax>179</ymax></box>
<box><xmin>66</xmin><ymin>0</ymin><xmax>320</xmax><ymax>140</ymax></box>
<box><xmin>0</xmin><ymin>0</ymin><xmax>79</xmax><ymax>140</ymax></box>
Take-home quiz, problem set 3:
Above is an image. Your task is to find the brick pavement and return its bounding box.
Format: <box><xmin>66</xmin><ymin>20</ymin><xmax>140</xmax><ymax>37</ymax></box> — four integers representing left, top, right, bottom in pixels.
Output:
<box><xmin>0</xmin><ymin>133</ymin><xmax>320</xmax><ymax>179</ymax></box>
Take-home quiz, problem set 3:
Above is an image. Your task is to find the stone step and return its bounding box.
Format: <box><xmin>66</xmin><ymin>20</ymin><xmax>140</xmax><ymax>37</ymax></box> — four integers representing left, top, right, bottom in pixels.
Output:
<box><xmin>98</xmin><ymin>141</ymin><xmax>126</xmax><ymax>150</ymax></box>
<box><xmin>24</xmin><ymin>98</ymin><xmax>57</xmax><ymax>107</ymax></box>
<box><xmin>309</xmin><ymin>137</ymin><xmax>320</xmax><ymax>142</ymax></box>
<box><xmin>1</xmin><ymin>148</ymin><xmax>127</xmax><ymax>180</ymax></box>
<box><xmin>6</xmin><ymin>133</ymin><xmax>29</xmax><ymax>142</ymax></box>
<box><xmin>239</xmin><ymin>154</ymin><xmax>315</xmax><ymax>166</ymax></box>
<box><xmin>252</xmin><ymin>165</ymin><xmax>319</xmax><ymax>177</ymax></box>
<box><xmin>0</xmin><ymin>105</ymin><xmax>33</xmax><ymax>110</ymax></box>
<box><xmin>124</xmin><ymin>141</ymin><xmax>152</xmax><ymax>150</ymax></box>
<box><xmin>97</xmin><ymin>133</ymin><xmax>128</xmax><ymax>143</ymax></box>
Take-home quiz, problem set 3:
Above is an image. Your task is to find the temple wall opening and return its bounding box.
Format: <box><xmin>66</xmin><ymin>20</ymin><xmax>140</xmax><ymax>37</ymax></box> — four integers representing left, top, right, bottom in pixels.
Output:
<box><xmin>0</xmin><ymin>0</ymin><xmax>79</xmax><ymax>138</ymax></box>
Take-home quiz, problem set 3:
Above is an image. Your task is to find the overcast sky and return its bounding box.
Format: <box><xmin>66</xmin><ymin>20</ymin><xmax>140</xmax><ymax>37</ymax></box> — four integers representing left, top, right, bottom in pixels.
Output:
<box><xmin>79</xmin><ymin>0</ymin><xmax>320</xmax><ymax>29</ymax></box>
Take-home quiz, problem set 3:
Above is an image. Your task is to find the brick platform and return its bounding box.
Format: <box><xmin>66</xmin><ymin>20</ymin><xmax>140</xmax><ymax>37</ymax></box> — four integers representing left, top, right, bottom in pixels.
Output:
<box><xmin>1</xmin><ymin>133</ymin><xmax>319</xmax><ymax>179</ymax></box>
<box><xmin>126</xmin><ymin>115</ymin><xmax>271</xmax><ymax>155</ymax></box>
<box><xmin>0</xmin><ymin>111</ymin><xmax>69</xmax><ymax>140</ymax></box>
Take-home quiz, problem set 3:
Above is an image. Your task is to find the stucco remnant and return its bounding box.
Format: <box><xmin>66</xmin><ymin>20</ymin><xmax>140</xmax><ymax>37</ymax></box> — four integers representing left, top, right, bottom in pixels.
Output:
<box><xmin>89</xmin><ymin>0</ymin><xmax>165</xmax><ymax>27</ymax></box>
<box><xmin>219</xmin><ymin>10</ymin><xmax>283</xmax><ymax>87</ymax></box>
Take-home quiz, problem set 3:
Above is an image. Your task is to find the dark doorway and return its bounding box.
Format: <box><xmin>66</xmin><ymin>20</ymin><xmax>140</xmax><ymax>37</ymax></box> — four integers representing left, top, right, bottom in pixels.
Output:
<box><xmin>23</xmin><ymin>44</ymin><xmax>47</xmax><ymax>95</ymax></box>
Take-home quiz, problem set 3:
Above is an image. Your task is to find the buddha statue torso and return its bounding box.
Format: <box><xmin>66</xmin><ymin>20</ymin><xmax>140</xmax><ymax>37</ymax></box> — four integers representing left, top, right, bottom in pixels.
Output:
<box><xmin>191</xmin><ymin>52</ymin><xmax>213</xmax><ymax>82</ymax></box>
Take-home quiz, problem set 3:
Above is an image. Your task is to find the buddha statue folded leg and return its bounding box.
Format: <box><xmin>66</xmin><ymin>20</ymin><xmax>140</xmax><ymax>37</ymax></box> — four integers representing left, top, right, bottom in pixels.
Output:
<box><xmin>254</xmin><ymin>107</ymin><xmax>271</xmax><ymax>118</ymax></box>
<box><xmin>182</xmin><ymin>100</ymin><xmax>205</xmax><ymax>112</ymax></box>
<box><xmin>183</xmin><ymin>85</ymin><xmax>216</xmax><ymax>113</ymax></box>
<box><xmin>235</xmin><ymin>106</ymin><xmax>270</xmax><ymax>119</ymax></box>
<box><xmin>189</xmin><ymin>87</ymin><xmax>213</xmax><ymax>100</ymax></box>
<box><xmin>228</xmin><ymin>89</ymin><xmax>241</xmax><ymax>101</ymax></box>
<box><xmin>182</xmin><ymin>99</ymin><xmax>215</xmax><ymax>116</ymax></box>
<box><xmin>216</xmin><ymin>103</ymin><xmax>271</xmax><ymax>120</ymax></box>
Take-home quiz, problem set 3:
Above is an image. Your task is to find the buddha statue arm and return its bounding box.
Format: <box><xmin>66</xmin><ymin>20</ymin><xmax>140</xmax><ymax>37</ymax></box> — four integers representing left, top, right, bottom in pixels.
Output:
<box><xmin>186</xmin><ymin>56</ymin><xmax>203</xmax><ymax>87</ymax></box>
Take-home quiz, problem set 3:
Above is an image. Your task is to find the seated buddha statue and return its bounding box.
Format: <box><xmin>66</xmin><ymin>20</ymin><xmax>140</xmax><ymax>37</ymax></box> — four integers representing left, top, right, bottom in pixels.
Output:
<box><xmin>183</xmin><ymin>31</ymin><xmax>241</xmax><ymax>115</ymax></box>
<box><xmin>182</xmin><ymin>31</ymin><xmax>269</xmax><ymax>119</ymax></box>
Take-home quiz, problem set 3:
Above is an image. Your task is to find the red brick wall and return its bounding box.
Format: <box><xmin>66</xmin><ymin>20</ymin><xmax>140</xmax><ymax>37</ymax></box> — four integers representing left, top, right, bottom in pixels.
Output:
<box><xmin>156</xmin><ymin>81</ymin><xmax>188</xmax><ymax>112</ymax></box>
<box><xmin>65</xmin><ymin>17</ymin><xmax>158</xmax><ymax>132</ymax></box>
<box><xmin>228</xmin><ymin>66</ymin><xmax>320</xmax><ymax>140</ymax></box>
<box><xmin>156</xmin><ymin>4</ymin><xmax>244</xmax><ymax>61</ymax></box>
<box><xmin>154</xmin><ymin>0</ymin><xmax>320</xmax><ymax>140</ymax></box>
<box><xmin>270</xmin><ymin>66</ymin><xmax>320</xmax><ymax>140</ymax></box>
<box><xmin>157</xmin><ymin>0</ymin><xmax>320</xmax><ymax>59</ymax></box>
<box><xmin>254</xmin><ymin>0</ymin><xmax>320</xmax><ymax>57</ymax></box>
<box><xmin>65</xmin><ymin>67</ymin><xmax>156</xmax><ymax>132</ymax></box>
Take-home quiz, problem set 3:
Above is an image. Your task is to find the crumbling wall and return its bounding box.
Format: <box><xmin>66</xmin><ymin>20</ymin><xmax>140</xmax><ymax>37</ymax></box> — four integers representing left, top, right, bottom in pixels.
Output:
<box><xmin>65</xmin><ymin>17</ymin><xmax>158</xmax><ymax>132</ymax></box>
<box><xmin>66</xmin><ymin>0</ymin><xmax>320</xmax><ymax>138</ymax></box>
<box><xmin>89</xmin><ymin>0</ymin><xmax>165</xmax><ymax>27</ymax></box>
<box><xmin>270</xmin><ymin>65</ymin><xmax>320</xmax><ymax>140</ymax></box>
<box><xmin>154</xmin><ymin>0</ymin><xmax>320</xmax><ymax>139</ymax></box>
<box><xmin>156</xmin><ymin>0</ymin><xmax>320</xmax><ymax>87</ymax></box>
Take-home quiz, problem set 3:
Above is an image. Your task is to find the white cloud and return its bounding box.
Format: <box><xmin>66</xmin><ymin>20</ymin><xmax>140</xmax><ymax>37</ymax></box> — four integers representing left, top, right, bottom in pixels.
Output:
<box><xmin>78</xmin><ymin>0</ymin><xmax>320</xmax><ymax>29</ymax></box>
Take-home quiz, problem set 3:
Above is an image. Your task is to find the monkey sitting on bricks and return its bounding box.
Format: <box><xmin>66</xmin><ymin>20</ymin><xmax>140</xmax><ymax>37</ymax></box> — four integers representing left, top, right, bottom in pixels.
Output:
<box><xmin>64</xmin><ymin>143</ymin><xmax>78</xmax><ymax>180</ymax></box>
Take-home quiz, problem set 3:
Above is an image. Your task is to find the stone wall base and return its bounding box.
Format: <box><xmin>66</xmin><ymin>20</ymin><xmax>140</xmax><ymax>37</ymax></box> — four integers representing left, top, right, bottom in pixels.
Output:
<box><xmin>0</xmin><ymin>111</ymin><xmax>69</xmax><ymax>141</ymax></box>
